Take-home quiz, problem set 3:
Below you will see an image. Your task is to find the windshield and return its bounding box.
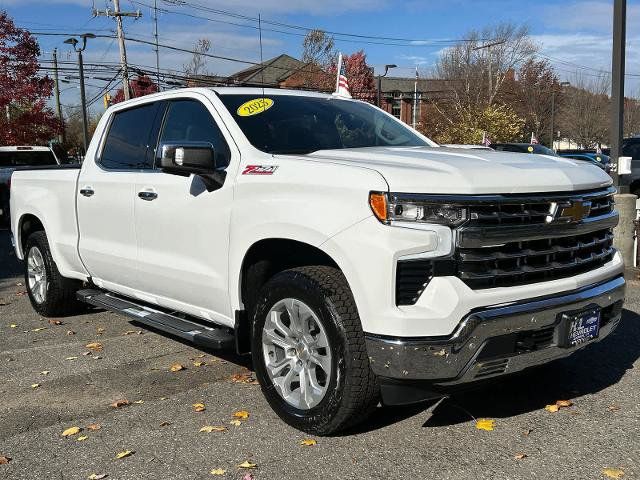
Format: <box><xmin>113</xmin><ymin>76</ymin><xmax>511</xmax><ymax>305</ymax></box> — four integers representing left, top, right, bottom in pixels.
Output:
<box><xmin>218</xmin><ymin>94</ymin><xmax>430</xmax><ymax>154</ymax></box>
<box><xmin>0</xmin><ymin>150</ymin><xmax>57</xmax><ymax>167</ymax></box>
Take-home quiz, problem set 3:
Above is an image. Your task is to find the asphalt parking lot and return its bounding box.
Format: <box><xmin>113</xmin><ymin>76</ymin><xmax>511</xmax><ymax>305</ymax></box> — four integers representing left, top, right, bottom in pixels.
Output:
<box><xmin>0</xmin><ymin>229</ymin><xmax>638</xmax><ymax>480</ymax></box>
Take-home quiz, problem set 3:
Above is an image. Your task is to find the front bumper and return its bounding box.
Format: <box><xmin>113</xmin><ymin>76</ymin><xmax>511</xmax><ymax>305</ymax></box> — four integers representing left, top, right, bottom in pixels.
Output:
<box><xmin>365</xmin><ymin>275</ymin><xmax>625</xmax><ymax>385</ymax></box>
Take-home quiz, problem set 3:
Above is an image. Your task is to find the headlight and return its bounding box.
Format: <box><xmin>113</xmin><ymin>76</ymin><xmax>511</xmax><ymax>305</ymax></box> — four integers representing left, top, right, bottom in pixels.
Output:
<box><xmin>369</xmin><ymin>192</ymin><xmax>468</xmax><ymax>227</ymax></box>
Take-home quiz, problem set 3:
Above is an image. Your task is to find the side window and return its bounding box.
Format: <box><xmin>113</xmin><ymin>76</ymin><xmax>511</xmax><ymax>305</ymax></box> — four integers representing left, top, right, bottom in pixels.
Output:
<box><xmin>159</xmin><ymin>99</ymin><xmax>231</xmax><ymax>168</ymax></box>
<box><xmin>100</xmin><ymin>103</ymin><xmax>159</xmax><ymax>170</ymax></box>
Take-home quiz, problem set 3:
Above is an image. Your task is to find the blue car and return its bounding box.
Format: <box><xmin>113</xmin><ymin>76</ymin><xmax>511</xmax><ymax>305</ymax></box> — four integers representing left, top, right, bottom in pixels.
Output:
<box><xmin>558</xmin><ymin>152</ymin><xmax>612</xmax><ymax>173</ymax></box>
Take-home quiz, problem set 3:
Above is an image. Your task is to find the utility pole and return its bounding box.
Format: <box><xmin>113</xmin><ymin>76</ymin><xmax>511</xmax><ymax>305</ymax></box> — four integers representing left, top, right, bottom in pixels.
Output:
<box><xmin>153</xmin><ymin>0</ymin><xmax>161</xmax><ymax>91</ymax></box>
<box><xmin>412</xmin><ymin>66</ymin><xmax>418</xmax><ymax>130</ymax></box>
<box><xmin>52</xmin><ymin>48</ymin><xmax>64</xmax><ymax>143</ymax></box>
<box><xmin>611</xmin><ymin>0</ymin><xmax>626</xmax><ymax>192</ymax></box>
<box><xmin>93</xmin><ymin>0</ymin><xmax>141</xmax><ymax>101</ymax></box>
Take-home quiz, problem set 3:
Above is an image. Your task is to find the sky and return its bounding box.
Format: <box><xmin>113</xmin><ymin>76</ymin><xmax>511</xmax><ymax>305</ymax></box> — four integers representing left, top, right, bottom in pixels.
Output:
<box><xmin>1</xmin><ymin>0</ymin><xmax>639</xmax><ymax>114</ymax></box>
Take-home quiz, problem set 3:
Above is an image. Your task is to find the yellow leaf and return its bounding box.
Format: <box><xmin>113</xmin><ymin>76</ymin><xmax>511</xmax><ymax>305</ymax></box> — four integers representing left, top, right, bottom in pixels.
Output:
<box><xmin>603</xmin><ymin>468</ymin><xmax>625</xmax><ymax>479</ymax></box>
<box><xmin>31</xmin><ymin>383</ymin><xmax>40</xmax><ymax>389</ymax></box>
<box><xmin>233</xmin><ymin>410</ymin><xmax>249</xmax><ymax>419</ymax></box>
<box><xmin>87</xmin><ymin>423</ymin><xmax>101</xmax><ymax>431</ymax></box>
<box><xmin>134</xmin><ymin>400</ymin><xmax>144</xmax><ymax>404</ymax></box>
<box><xmin>115</xmin><ymin>450</ymin><xmax>134</xmax><ymax>459</ymax></box>
<box><xmin>210</xmin><ymin>469</ymin><xmax>227</xmax><ymax>475</ymax></box>
<box><xmin>545</xmin><ymin>404</ymin><xmax>560</xmax><ymax>413</ymax></box>
<box><xmin>475</xmin><ymin>418</ymin><xmax>495</xmax><ymax>431</ymax></box>
<box><xmin>193</xmin><ymin>403</ymin><xmax>206</xmax><ymax>412</ymax></box>
<box><xmin>300</xmin><ymin>439</ymin><xmax>317</xmax><ymax>446</ymax></box>
<box><xmin>65</xmin><ymin>356</ymin><xmax>78</xmax><ymax>360</ymax></box>
<box><xmin>229</xmin><ymin>420</ymin><xmax>242</xmax><ymax>427</ymax></box>
<box><xmin>514</xmin><ymin>453</ymin><xmax>527</xmax><ymax>460</ymax></box>
<box><xmin>170</xmin><ymin>363</ymin><xmax>185</xmax><ymax>372</ymax></box>
<box><xmin>62</xmin><ymin>426</ymin><xmax>81</xmax><ymax>437</ymax></box>
<box><xmin>77</xmin><ymin>436</ymin><xmax>88</xmax><ymax>442</ymax></box>
<box><xmin>10</xmin><ymin>324</ymin><xmax>17</xmax><ymax>328</ymax></box>
<box><xmin>85</xmin><ymin>342</ymin><xmax>103</xmax><ymax>351</ymax></box>
<box><xmin>200</xmin><ymin>425</ymin><xmax>227</xmax><ymax>433</ymax></box>
<box><xmin>237</xmin><ymin>461</ymin><xmax>257</xmax><ymax>469</ymax></box>
<box><xmin>31</xmin><ymin>327</ymin><xmax>47</xmax><ymax>332</ymax></box>
<box><xmin>193</xmin><ymin>361</ymin><xmax>205</xmax><ymax>367</ymax></box>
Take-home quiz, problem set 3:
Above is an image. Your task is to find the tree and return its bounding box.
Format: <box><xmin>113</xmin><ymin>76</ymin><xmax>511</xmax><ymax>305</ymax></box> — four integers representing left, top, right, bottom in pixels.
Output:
<box><xmin>329</xmin><ymin>50</ymin><xmax>375</xmax><ymax>102</ymax></box>
<box><xmin>112</xmin><ymin>74</ymin><xmax>159</xmax><ymax>104</ymax></box>
<box><xmin>184</xmin><ymin>38</ymin><xmax>212</xmax><ymax>79</ymax></box>
<box><xmin>298</xmin><ymin>30</ymin><xmax>336</xmax><ymax>91</ymax></box>
<box><xmin>63</xmin><ymin>107</ymin><xmax>101</xmax><ymax>153</ymax></box>
<box><xmin>0</xmin><ymin>11</ymin><xmax>61</xmax><ymax>145</ymax></box>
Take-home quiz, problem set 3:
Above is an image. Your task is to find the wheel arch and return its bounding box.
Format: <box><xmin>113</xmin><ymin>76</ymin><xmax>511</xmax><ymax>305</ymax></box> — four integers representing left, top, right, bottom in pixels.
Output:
<box><xmin>17</xmin><ymin>213</ymin><xmax>46</xmax><ymax>258</ymax></box>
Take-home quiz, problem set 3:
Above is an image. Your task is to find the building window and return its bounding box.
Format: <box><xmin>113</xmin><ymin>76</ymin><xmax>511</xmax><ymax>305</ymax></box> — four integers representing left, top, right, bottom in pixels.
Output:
<box><xmin>391</xmin><ymin>91</ymin><xmax>402</xmax><ymax>119</ymax></box>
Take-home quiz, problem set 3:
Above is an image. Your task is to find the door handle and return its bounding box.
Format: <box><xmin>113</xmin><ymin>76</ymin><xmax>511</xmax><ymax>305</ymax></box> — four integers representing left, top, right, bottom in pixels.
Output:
<box><xmin>79</xmin><ymin>187</ymin><xmax>94</xmax><ymax>197</ymax></box>
<box><xmin>138</xmin><ymin>191</ymin><xmax>158</xmax><ymax>201</ymax></box>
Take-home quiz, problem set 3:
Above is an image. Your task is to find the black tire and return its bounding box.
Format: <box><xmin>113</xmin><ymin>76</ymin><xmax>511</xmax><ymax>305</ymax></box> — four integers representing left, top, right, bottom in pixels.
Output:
<box><xmin>24</xmin><ymin>231</ymin><xmax>83</xmax><ymax>317</ymax></box>
<box><xmin>251</xmin><ymin>266</ymin><xmax>379</xmax><ymax>435</ymax></box>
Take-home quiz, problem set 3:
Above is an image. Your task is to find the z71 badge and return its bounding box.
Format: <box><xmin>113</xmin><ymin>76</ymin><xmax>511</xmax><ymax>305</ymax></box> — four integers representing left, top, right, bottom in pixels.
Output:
<box><xmin>242</xmin><ymin>165</ymin><xmax>278</xmax><ymax>175</ymax></box>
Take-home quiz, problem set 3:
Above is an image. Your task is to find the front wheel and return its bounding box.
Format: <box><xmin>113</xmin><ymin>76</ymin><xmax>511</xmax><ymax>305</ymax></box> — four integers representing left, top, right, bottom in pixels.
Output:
<box><xmin>251</xmin><ymin>266</ymin><xmax>379</xmax><ymax>435</ymax></box>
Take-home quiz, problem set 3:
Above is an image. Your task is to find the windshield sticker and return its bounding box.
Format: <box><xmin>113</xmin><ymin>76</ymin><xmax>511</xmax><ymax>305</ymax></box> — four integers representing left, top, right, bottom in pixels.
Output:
<box><xmin>527</xmin><ymin>146</ymin><xmax>534</xmax><ymax>152</ymax></box>
<box><xmin>242</xmin><ymin>165</ymin><xmax>278</xmax><ymax>175</ymax></box>
<box><xmin>237</xmin><ymin>98</ymin><xmax>274</xmax><ymax>117</ymax></box>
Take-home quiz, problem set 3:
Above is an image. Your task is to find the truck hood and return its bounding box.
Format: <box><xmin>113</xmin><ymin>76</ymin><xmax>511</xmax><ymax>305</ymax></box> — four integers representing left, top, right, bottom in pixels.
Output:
<box><xmin>302</xmin><ymin>146</ymin><xmax>612</xmax><ymax>194</ymax></box>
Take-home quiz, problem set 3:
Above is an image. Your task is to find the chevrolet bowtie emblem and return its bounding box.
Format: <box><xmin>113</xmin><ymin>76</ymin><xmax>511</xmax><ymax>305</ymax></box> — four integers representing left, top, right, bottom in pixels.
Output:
<box><xmin>546</xmin><ymin>200</ymin><xmax>592</xmax><ymax>223</ymax></box>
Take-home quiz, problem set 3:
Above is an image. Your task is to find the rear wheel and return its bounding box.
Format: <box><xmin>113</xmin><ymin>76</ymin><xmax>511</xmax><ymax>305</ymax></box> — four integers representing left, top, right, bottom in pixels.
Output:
<box><xmin>251</xmin><ymin>266</ymin><xmax>379</xmax><ymax>435</ymax></box>
<box><xmin>24</xmin><ymin>231</ymin><xmax>83</xmax><ymax>317</ymax></box>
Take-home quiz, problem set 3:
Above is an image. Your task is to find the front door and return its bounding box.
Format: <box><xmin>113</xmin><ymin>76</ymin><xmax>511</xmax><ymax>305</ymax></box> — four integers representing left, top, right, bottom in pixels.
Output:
<box><xmin>133</xmin><ymin>96</ymin><xmax>237</xmax><ymax>325</ymax></box>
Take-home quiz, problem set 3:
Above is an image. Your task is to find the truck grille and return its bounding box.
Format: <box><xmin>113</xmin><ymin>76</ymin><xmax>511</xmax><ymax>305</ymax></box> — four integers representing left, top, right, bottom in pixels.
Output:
<box><xmin>395</xmin><ymin>188</ymin><xmax>617</xmax><ymax>305</ymax></box>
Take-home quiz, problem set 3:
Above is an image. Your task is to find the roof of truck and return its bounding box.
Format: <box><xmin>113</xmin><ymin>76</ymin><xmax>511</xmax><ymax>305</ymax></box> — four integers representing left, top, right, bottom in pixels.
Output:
<box><xmin>210</xmin><ymin>87</ymin><xmax>334</xmax><ymax>98</ymax></box>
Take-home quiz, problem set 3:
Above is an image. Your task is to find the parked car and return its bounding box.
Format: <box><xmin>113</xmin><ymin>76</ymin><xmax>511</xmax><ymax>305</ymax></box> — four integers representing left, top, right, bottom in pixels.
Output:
<box><xmin>0</xmin><ymin>146</ymin><xmax>62</xmax><ymax>226</ymax></box>
<box><xmin>492</xmin><ymin>143</ymin><xmax>558</xmax><ymax>156</ymax></box>
<box><xmin>10</xmin><ymin>88</ymin><xmax>624</xmax><ymax>434</ymax></box>
<box><xmin>558</xmin><ymin>152</ymin><xmax>612</xmax><ymax>173</ymax></box>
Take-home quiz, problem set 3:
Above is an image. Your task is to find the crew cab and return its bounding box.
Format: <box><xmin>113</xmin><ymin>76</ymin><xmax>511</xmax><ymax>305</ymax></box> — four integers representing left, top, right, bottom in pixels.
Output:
<box><xmin>10</xmin><ymin>88</ymin><xmax>625</xmax><ymax>434</ymax></box>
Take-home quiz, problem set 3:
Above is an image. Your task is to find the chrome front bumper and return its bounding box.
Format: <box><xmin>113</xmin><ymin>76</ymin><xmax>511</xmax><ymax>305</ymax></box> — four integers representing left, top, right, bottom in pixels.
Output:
<box><xmin>365</xmin><ymin>276</ymin><xmax>626</xmax><ymax>385</ymax></box>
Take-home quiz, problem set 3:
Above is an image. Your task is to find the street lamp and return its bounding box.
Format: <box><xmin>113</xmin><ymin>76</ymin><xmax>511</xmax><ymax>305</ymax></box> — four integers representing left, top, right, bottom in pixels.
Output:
<box><xmin>376</xmin><ymin>64</ymin><xmax>397</xmax><ymax>107</ymax></box>
<box><xmin>64</xmin><ymin>33</ymin><xmax>95</xmax><ymax>152</ymax></box>
<box><xmin>549</xmin><ymin>81</ymin><xmax>571</xmax><ymax>150</ymax></box>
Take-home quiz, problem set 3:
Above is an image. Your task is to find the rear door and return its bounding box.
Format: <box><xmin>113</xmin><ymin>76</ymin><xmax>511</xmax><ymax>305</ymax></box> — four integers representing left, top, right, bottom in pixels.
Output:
<box><xmin>77</xmin><ymin>101</ymin><xmax>163</xmax><ymax>293</ymax></box>
<box><xmin>133</xmin><ymin>96</ymin><xmax>236</xmax><ymax>324</ymax></box>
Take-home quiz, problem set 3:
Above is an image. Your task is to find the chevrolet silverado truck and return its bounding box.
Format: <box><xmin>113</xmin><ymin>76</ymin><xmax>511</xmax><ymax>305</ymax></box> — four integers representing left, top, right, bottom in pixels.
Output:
<box><xmin>10</xmin><ymin>88</ymin><xmax>625</xmax><ymax>434</ymax></box>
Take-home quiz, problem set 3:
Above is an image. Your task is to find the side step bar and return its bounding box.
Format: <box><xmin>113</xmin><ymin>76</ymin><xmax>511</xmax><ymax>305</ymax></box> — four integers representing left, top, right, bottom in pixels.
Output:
<box><xmin>77</xmin><ymin>289</ymin><xmax>235</xmax><ymax>350</ymax></box>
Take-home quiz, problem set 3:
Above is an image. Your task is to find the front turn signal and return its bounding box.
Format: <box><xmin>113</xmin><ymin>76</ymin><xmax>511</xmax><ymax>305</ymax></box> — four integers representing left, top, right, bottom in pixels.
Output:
<box><xmin>369</xmin><ymin>192</ymin><xmax>388</xmax><ymax>223</ymax></box>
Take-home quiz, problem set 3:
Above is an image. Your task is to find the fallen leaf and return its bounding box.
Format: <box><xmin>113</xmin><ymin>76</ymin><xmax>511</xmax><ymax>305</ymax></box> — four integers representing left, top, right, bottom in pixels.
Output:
<box><xmin>31</xmin><ymin>327</ymin><xmax>47</xmax><ymax>332</ymax></box>
<box><xmin>608</xmin><ymin>405</ymin><xmax>620</xmax><ymax>412</ymax></box>
<box><xmin>229</xmin><ymin>420</ymin><xmax>242</xmax><ymax>427</ymax></box>
<box><xmin>210</xmin><ymin>469</ymin><xmax>226</xmax><ymax>476</ymax></box>
<box><xmin>514</xmin><ymin>453</ymin><xmax>528</xmax><ymax>460</ymax></box>
<box><xmin>523</xmin><ymin>428</ymin><xmax>533</xmax><ymax>436</ymax></box>
<box><xmin>16</xmin><ymin>291</ymin><xmax>27</xmax><ymax>296</ymax></box>
<box><xmin>87</xmin><ymin>423</ymin><xmax>101</xmax><ymax>431</ymax></box>
<box><xmin>48</xmin><ymin>319</ymin><xmax>62</xmax><ymax>325</ymax></box>
<box><xmin>193</xmin><ymin>361</ymin><xmax>206</xmax><ymax>367</ymax></box>
<box><xmin>133</xmin><ymin>400</ymin><xmax>144</xmax><ymax>404</ymax></box>
<box><xmin>66</xmin><ymin>330</ymin><xmax>76</xmax><ymax>336</ymax></box>
<box><xmin>123</xmin><ymin>330</ymin><xmax>143</xmax><ymax>335</ymax></box>
<box><xmin>545</xmin><ymin>404</ymin><xmax>560</xmax><ymax>413</ymax></box>
<box><xmin>195</xmin><ymin>354</ymin><xmax>206</xmax><ymax>358</ymax></box>
<box><xmin>40</xmin><ymin>370</ymin><xmax>50</xmax><ymax>375</ymax></box>
<box><xmin>170</xmin><ymin>363</ymin><xmax>185</xmax><ymax>372</ymax></box>
<box><xmin>82</xmin><ymin>351</ymin><xmax>92</xmax><ymax>356</ymax></box>
<box><xmin>159</xmin><ymin>421</ymin><xmax>171</xmax><ymax>427</ymax></box>
<box><xmin>77</xmin><ymin>436</ymin><xmax>88</xmax><ymax>442</ymax></box>
<box><xmin>31</xmin><ymin>383</ymin><xmax>40</xmax><ymax>389</ymax></box>
<box><xmin>85</xmin><ymin>342</ymin><xmax>103</xmax><ymax>352</ymax></box>
<box><xmin>603</xmin><ymin>468</ymin><xmax>625</xmax><ymax>479</ymax></box>
<box><xmin>62</xmin><ymin>426</ymin><xmax>81</xmax><ymax>437</ymax></box>
<box><xmin>65</xmin><ymin>356</ymin><xmax>78</xmax><ymax>361</ymax></box>
<box><xmin>115</xmin><ymin>450</ymin><xmax>134</xmax><ymax>459</ymax></box>
<box><xmin>96</xmin><ymin>327</ymin><xmax>105</xmax><ymax>335</ymax></box>
<box><xmin>555</xmin><ymin>399</ymin><xmax>573</xmax><ymax>408</ymax></box>
<box><xmin>0</xmin><ymin>456</ymin><xmax>11</xmax><ymax>464</ymax></box>
<box><xmin>230</xmin><ymin>373</ymin><xmax>254</xmax><ymax>383</ymax></box>
<box><xmin>200</xmin><ymin>425</ymin><xmax>227</xmax><ymax>433</ymax></box>
<box><xmin>88</xmin><ymin>474</ymin><xmax>108</xmax><ymax>480</ymax></box>
<box><xmin>110</xmin><ymin>399</ymin><xmax>130</xmax><ymax>408</ymax></box>
<box><xmin>237</xmin><ymin>461</ymin><xmax>257</xmax><ymax>469</ymax></box>
<box><xmin>9</xmin><ymin>324</ymin><xmax>17</xmax><ymax>328</ymax></box>
<box><xmin>475</xmin><ymin>418</ymin><xmax>495</xmax><ymax>431</ymax></box>
<box><xmin>193</xmin><ymin>403</ymin><xmax>206</xmax><ymax>412</ymax></box>
<box><xmin>233</xmin><ymin>410</ymin><xmax>250</xmax><ymax>420</ymax></box>
<box><xmin>300</xmin><ymin>439</ymin><xmax>317</xmax><ymax>446</ymax></box>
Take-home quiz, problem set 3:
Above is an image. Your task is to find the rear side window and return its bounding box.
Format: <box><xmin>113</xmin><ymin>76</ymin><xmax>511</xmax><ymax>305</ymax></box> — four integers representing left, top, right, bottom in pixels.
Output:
<box><xmin>158</xmin><ymin>99</ymin><xmax>231</xmax><ymax>167</ymax></box>
<box><xmin>100</xmin><ymin>103</ymin><xmax>159</xmax><ymax>170</ymax></box>
<box><xmin>0</xmin><ymin>150</ymin><xmax>57</xmax><ymax>167</ymax></box>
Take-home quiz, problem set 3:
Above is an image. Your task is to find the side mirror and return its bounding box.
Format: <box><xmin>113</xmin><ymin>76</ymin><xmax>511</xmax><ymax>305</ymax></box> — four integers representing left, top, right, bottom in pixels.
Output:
<box><xmin>159</xmin><ymin>142</ymin><xmax>217</xmax><ymax>174</ymax></box>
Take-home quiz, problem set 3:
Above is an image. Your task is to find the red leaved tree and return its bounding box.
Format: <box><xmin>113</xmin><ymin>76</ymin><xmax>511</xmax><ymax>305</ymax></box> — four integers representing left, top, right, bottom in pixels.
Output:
<box><xmin>0</xmin><ymin>11</ymin><xmax>61</xmax><ymax>145</ymax></box>
<box><xmin>112</xmin><ymin>74</ymin><xmax>160</xmax><ymax>104</ymax></box>
<box><xmin>329</xmin><ymin>50</ymin><xmax>376</xmax><ymax>103</ymax></box>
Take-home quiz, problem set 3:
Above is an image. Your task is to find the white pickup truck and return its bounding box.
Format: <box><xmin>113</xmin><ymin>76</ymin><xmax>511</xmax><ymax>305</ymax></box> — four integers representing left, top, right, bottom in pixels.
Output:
<box><xmin>10</xmin><ymin>88</ymin><xmax>625</xmax><ymax>434</ymax></box>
